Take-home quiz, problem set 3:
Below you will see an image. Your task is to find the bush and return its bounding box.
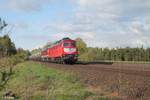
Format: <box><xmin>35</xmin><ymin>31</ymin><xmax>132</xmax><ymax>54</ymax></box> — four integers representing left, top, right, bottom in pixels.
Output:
<box><xmin>0</xmin><ymin>53</ymin><xmax>28</xmax><ymax>91</ymax></box>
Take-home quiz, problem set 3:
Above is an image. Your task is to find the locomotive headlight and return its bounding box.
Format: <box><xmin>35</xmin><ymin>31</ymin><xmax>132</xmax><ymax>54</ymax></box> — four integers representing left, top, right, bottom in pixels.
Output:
<box><xmin>64</xmin><ymin>48</ymin><xmax>76</xmax><ymax>52</ymax></box>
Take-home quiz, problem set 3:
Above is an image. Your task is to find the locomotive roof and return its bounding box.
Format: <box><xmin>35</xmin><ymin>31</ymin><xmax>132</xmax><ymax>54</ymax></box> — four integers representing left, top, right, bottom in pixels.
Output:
<box><xmin>53</xmin><ymin>37</ymin><xmax>72</xmax><ymax>44</ymax></box>
<box><xmin>42</xmin><ymin>37</ymin><xmax>73</xmax><ymax>50</ymax></box>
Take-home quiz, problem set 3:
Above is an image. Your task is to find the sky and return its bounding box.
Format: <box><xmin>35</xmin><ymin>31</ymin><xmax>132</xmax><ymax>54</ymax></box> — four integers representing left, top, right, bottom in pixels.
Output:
<box><xmin>0</xmin><ymin>0</ymin><xmax>150</xmax><ymax>50</ymax></box>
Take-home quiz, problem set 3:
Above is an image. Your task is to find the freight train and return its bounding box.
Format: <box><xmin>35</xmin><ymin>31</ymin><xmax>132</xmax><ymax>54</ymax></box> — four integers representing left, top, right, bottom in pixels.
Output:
<box><xmin>30</xmin><ymin>37</ymin><xmax>78</xmax><ymax>64</ymax></box>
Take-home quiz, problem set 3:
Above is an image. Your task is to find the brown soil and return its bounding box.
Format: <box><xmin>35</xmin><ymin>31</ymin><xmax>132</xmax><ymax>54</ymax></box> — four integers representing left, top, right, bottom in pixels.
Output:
<box><xmin>39</xmin><ymin>62</ymin><xmax>150</xmax><ymax>100</ymax></box>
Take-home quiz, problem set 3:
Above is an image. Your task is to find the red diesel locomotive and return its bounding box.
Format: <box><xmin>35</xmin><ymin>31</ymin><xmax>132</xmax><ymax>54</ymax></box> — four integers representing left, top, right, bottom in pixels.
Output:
<box><xmin>36</xmin><ymin>37</ymin><xmax>78</xmax><ymax>64</ymax></box>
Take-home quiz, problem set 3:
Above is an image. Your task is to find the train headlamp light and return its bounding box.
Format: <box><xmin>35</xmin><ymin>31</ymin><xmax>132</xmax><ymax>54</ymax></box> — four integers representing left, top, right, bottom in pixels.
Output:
<box><xmin>64</xmin><ymin>48</ymin><xmax>76</xmax><ymax>52</ymax></box>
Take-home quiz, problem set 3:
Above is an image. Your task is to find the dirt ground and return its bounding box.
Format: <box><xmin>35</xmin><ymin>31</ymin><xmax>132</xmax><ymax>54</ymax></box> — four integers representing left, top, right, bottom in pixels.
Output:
<box><xmin>39</xmin><ymin>62</ymin><xmax>150</xmax><ymax>100</ymax></box>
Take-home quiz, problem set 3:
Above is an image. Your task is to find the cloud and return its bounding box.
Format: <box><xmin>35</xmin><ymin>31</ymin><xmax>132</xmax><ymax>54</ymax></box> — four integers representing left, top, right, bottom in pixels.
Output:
<box><xmin>14</xmin><ymin>22</ymin><xmax>29</xmax><ymax>30</ymax></box>
<box><xmin>71</xmin><ymin>0</ymin><xmax>150</xmax><ymax>47</ymax></box>
<box><xmin>41</xmin><ymin>0</ymin><xmax>150</xmax><ymax>48</ymax></box>
<box><xmin>120</xmin><ymin>0</ymin><xmax>150</xmax><ymax>17</ymax></box>
<box><xmin>1</xmin><ymin>0</ymin><xmax>52</xmax><ymax>12</ymax></box>
<box><xmin>51</xmin><ymin>33</ymin><xmax>73</xmax><ymax>40</ymax></box>
<box><xmin>2</xmin><ymin>0</ymin><xmax>150</xmax><ymax>49</ymax></box>
<box><xmin>44</xmin><ymin>22</ymin><xmax>73</xmax><ymax>33</ymax></box>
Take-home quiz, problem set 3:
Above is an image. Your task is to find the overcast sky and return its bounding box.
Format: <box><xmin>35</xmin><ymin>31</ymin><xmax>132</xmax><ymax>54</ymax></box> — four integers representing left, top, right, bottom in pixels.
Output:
<box><xmin>0</xmin><ymin>0</ymin><xmax>150</xmax><ymax>50</ymax></box>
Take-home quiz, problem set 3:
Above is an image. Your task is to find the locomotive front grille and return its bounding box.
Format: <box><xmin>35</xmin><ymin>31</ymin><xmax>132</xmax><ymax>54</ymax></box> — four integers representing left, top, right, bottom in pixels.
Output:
<box><xmin>63</xmin><ymin>54</ymin><xmax>77</xmax><ymax>60</ymax></box>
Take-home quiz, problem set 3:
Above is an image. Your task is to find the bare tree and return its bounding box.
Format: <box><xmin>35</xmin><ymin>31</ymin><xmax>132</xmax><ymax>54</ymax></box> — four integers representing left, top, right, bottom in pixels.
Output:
<box><xmin>0</xmin><ymin>18</ymin><xmax>8</xmax><ymax>34</ymax></box>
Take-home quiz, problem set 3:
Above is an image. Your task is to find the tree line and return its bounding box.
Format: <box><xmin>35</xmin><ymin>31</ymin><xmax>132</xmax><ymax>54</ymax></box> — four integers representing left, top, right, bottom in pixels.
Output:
<box><xmin>0</xmin><ymin>35</ymin><xmax>17</xmax><ymax>58</ymax></box>
<box><xmin>76</xmin><ymin>38</ymin><xmax>150</xmax><ymax>62</ymax></box>
<box><xmin>0</xmin><ymin>34</ymin><xmax>30</xmax><ymax>60</ymax></box>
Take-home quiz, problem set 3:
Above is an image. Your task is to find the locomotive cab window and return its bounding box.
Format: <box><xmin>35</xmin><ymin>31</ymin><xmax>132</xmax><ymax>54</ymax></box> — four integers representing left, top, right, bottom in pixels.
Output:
<box><xmin>71</xmin><ymin>42</ymin><xmax>76</xmax><ymax>46</ymax></box>
<box><xmin>63</xmin><ymin>43</ymin><xmax>69</xmax><ymax>46</ymax></box>
<box><xmin>63</xmin><ymin>42</ymin><xmax>76</xmax><ymax>46</ymax></box>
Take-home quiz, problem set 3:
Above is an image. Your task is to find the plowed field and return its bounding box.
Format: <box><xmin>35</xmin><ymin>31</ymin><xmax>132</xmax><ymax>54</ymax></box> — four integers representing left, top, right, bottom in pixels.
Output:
<box><xmin>40</xmin><ymin>62</ymin><xmax>150</xmax><ymax>100</ymax></box>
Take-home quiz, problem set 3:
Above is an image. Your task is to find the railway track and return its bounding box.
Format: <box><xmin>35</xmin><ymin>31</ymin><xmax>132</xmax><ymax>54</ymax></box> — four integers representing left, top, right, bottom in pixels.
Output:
<box><xmin>40</xmin><ymin>61</ymin><xmax>150</xmax><ymax>77</ymax></box>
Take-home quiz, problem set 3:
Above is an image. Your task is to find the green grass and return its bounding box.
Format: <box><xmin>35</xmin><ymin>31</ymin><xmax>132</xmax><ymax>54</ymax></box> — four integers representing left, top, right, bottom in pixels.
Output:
<box><xmin>0</xmin><ymin>62</ymin><xmax>90</xmax><ymax>100</ymax></box>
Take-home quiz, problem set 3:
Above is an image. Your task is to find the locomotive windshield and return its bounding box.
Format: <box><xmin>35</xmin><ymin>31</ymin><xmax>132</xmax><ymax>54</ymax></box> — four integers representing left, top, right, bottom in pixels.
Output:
<box><xmin>63</xmin><ymin>42</ymin><xmax>76</xmax><ymax>47</ymax></box>
<box><xmin>71</xmin><ymin>42</ymin><xmax>76</xmax><ymax>46</ymax></box>
<box><xmin>63</xmin><ymin>43</ymin><xmax>69</xmax><ymax>46</ymax></box>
